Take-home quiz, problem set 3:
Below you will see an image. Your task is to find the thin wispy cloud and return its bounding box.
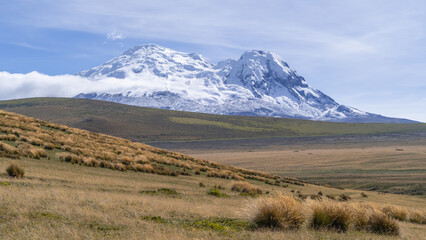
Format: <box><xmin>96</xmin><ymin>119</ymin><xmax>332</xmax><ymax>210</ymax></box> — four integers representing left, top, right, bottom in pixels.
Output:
<box><xmin>106</xmin><ymin>31</ymin><xmax>126</xmax><ymax>40</ymax></box>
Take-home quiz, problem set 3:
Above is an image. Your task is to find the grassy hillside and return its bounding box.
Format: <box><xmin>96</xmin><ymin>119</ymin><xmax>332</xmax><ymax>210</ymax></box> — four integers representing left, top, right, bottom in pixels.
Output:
<box><xmin>0</xmin><ymin>109</ymin><xmax>285</xmax><ymax>184</ymax></box>
<box><xmin>0</xmin><ymin>110</ymin><xmax>425</xmax><ymax>239</ymax></box>
<box><xmin>0</xmin><ymin>98</ymin><xmax>425</xmax><ymax>143</ymax></box>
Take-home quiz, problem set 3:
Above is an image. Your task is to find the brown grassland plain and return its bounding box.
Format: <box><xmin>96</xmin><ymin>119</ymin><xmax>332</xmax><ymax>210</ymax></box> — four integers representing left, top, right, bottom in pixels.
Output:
<box><xmin>190</xmin><ymin>143</ymin><xmax>426</xmax><ymax>196</ymax></box>
<box><xmin>1</xmin><ymin>156</ymin><xmax>426</xmax><ymax>240</ymax></box>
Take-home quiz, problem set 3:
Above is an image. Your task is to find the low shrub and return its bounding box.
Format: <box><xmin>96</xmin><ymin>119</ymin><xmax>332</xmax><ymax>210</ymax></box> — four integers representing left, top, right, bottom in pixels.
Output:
<box><xmin>248</xmin><ymin>193</ymin><xmax>306</xmax><ymax>229</ymax></box>
<box><xmin>310</xmin><ymin>201</ymin><xmax>352</xmax><ymax>232</ymax></box>
<box><xmin>199</xmin><ymin>182</ymin><xmax>205</xmax><ymax>187</ymax></box>
<box><xmin>6</xmin><ymin>164</ymin><xmax>24</xmax><ymax>178</ymax></box>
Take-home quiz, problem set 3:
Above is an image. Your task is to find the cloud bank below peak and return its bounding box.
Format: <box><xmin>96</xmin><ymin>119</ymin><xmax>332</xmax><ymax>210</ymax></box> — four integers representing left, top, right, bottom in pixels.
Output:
<box><xmin>0</xmin><ymin>71</ymin><xmax>152</xmax><ymax>100</ymax></box>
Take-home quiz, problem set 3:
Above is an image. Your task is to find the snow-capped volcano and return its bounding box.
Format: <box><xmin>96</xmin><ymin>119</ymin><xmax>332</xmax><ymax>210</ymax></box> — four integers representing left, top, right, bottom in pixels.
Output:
<box><xmin>75</xmin><ymin>44</ymin><xmax>415</xmax><ymax>123</ymax></box>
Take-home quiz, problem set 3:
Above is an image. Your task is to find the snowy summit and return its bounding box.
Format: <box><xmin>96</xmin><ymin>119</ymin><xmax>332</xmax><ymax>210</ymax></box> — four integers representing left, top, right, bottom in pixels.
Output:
<box><xmin>75</xmin><ymin>44</ymin><xmax>415</xmax><ymax>123</ymax></box>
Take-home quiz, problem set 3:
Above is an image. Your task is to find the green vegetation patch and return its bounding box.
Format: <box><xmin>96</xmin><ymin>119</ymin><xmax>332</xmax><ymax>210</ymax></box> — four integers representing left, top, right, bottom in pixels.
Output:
<box><xmin>0</xmin><ymin>181</ymin><xmax>11</xmax><ymax>187</ymax></box>
<box><xmin>207</xmin><ymin>187</ymin><xmax>228</xmax><ymax>197</ymax></box>
<box><xmin>29</xmin><ymin>211</ymin><xmax>64</xmax><ymax>220</ymax></box>
<box><xmin>169</xmin><ymin>117</ymin><xmax>265</xmax><ymax>132</ymax></box>
<box><xmin>182</xmin><ymin>217</ymin><xmax>255</xmax><ymax>232</ymax></box>
<box><xmin>141</xmin><ymin>215</ymin><xmax>254</xmax><ymax>233</ymax></box>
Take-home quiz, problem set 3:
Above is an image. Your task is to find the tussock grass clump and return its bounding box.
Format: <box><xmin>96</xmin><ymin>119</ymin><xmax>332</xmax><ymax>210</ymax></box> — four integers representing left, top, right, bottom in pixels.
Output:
<box><xmin>381</xmin><ymin>205</ymin><xmax>408</xmax><ymax>221</ymax></box>
<box><xmin>408</xmin><ymin>210</ymin><xmax>426</xmax><ymax>224</ymax></box>
<box><xmin>19</xmin><ymin>143</ymin><xmax>47</xmax><ymax>159</ymax></box>
<box><xmin>351</xmin><ymin>203</ymin><xmax>376</xmax><ymax>231</ymax></box>
<box><xmin>29</xmin><ymin>137</ymin><xmax>43</xmax><ymax>146</ymax></box>
<box><xmin>81</xmin><ymin>157</ymin><xmax>99</xmax><ymax>167</ymax></box>
<box><xmin>231</xmin><ymin>181</ymin><xmax>262</xmax><ymax>195</ymax></box>
<box><xmin>6</xmin><ymin>164</ymin><xmax>25</xmax><ymax>178</ymax></box>
<box><xmin>56</xmin><ymin>153</ymin><xmax>82</xmax><ymax>164</ymax></box>
<box><xmin>135</xmin><ymin>163</ymin><xmax>155</xmax><ymax>173</ymax></box>
<box><xmin>0</xmin><ymin>134</ymin><xmax>18</xmax><ymax>141</ymax></box>
<box><xmin>199</xmin><ymin>182</ymin><xmax>205</xmax><ymax>187</ymax></box>
<box><xmin>367</xmin><ymin>210</ymin><xmax>400</xmax><ymax>235</ymax></box>
<box><xmin>0</xmin><ymin>142</ymin><xmax>19</xmax><ymax>156</ymax></box>
<box><xmin>310</xmin><ymin>201</ymin><xmax>352</xmax><ymax>232</ymax></box>
<box><xmin>248</xmin><ymin>193</ymin><xmax>306</xmax><ymax>229</ymax></box>
<box><xmin>43</xmin><ymin>142</ymin><xmax>55</xmax><ymax>150</ymax></box>
<box><xmin>114</xmin><ymin>163</ymin><xmax>127</xmax><ymax>171</ymax></box>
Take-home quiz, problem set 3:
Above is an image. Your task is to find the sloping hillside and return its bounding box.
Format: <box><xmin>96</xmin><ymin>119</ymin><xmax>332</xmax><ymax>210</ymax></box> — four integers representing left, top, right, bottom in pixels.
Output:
<box><xmin>0</xmin><ymin>98</ymin><xmax>424</xmax><ymax>143</ymax></box>
<box><xmin>0</xmin><ymin>109</ymin><xmax>292</xmax><ymax>185</ymax></box>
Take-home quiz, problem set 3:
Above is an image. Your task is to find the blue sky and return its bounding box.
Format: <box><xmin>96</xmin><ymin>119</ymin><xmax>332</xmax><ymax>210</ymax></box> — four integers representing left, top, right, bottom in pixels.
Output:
<box><xmin>0</xmin><ymin>0</ymin><xmax>425</xmax><ymax>121</ymax></box>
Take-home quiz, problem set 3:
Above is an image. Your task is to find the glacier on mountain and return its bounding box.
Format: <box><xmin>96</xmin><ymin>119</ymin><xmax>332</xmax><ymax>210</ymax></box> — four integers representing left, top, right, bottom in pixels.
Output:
<box><xmin>75</xmin><ymin>44</ymin><xmax>415</xmax><ymax>123</ymax></box>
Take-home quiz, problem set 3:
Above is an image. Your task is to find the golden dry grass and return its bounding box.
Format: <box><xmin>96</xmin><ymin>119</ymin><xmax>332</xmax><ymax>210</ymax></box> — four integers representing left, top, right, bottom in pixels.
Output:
<box><xmin>1</xmin><ymin>156</ymin><xmax>425</xmax><ymax>240</ymax></box>
<box><xmin>246</xmin><ymin>193</ymin><xmax>306</xmax><ymax>229</ymax></box>
<box><xmin>0</xmin><ymin>110</ymin><xmax>286</xmax><ymax>185</ymax></box>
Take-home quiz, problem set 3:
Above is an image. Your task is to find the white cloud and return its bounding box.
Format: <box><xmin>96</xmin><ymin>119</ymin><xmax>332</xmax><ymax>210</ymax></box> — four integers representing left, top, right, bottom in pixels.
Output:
<box><xmin>106</xmin><ymin>31</ymin><xmax>126</xmax><ymax>40</ymax></box>
<box><xmin>0</xmin><ymin>71</ymin><xmax>143</xmax><ymax>100</ymax></box>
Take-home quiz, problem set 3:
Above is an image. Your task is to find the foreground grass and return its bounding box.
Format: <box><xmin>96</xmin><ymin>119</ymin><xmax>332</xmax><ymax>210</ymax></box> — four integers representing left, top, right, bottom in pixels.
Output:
<box><xmin>0</xmin><ymin>157</ymin><xmax>425</xmax><ymax>239</ymax></box>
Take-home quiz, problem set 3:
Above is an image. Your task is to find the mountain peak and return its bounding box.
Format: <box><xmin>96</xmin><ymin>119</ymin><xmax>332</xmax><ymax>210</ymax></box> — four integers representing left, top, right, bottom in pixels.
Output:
<box><xmin>123</xmin><ymin>43</ymin><xmax>167</xmax><ymax>55</ymax></box>
<box><xmin>75</xmin><ymin>44</ymin><xmax>415</xmax><ymax>123</ymax></box>
<box><xmin>78</xmin><ymin>44</ymin><xmax>213</xmax><ymax>80</ymax></box>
